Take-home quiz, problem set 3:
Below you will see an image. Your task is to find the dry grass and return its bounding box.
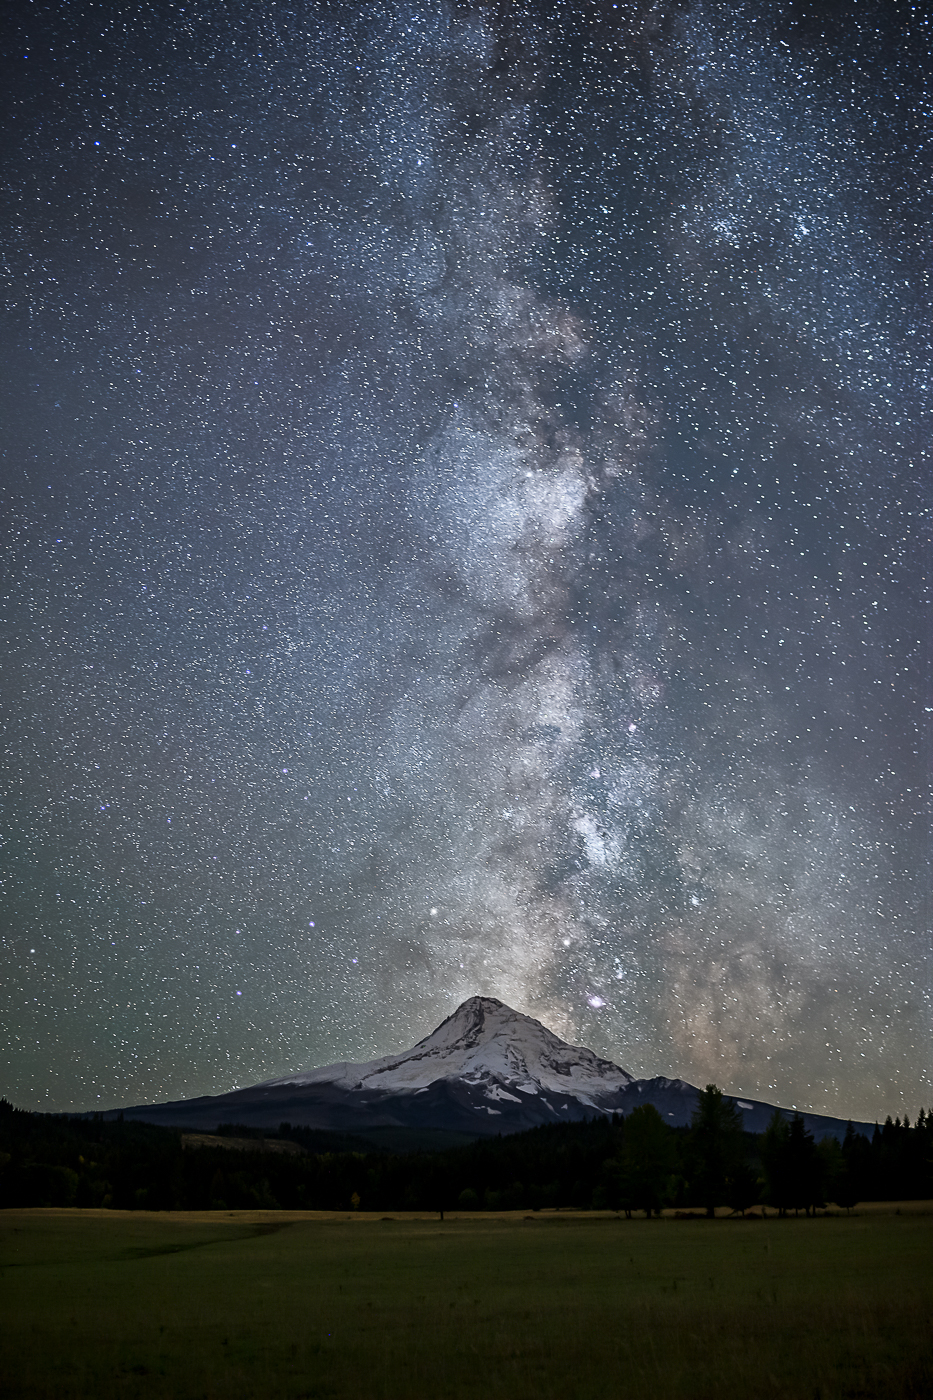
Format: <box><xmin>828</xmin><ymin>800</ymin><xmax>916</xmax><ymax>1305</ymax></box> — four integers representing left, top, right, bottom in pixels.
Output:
<box><xmin>2</xmin><ymin>1206</ymin><xmax>931</xmax><ymax>1398</ymax></box>
<box><xmin>180</xmin><ymin>1133</ymin><xmax>307</xmax><ymax>1154</ymax></box>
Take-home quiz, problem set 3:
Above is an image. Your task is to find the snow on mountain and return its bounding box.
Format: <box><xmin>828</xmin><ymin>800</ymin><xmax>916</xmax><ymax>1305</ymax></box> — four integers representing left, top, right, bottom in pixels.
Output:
<box><xmin>261</xmin><ymin>996</ymin><xmax>635</xmax><ymax>1107</ymax></box>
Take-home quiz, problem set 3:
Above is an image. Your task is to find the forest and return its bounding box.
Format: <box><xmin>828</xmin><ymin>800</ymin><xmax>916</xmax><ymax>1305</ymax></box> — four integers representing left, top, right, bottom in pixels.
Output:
<box><xmin>2</xmin><ymin>1089</ymin><xmax>931</xmax><ymax>1216</ymax></box>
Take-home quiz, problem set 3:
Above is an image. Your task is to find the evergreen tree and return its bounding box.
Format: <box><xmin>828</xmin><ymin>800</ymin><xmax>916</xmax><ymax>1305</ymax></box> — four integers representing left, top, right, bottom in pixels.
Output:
<box><xmin>841</xmin><ymin>1122</ymin><xmax>874</xmax><ymax>1204</ymax></box>
<box><xmin>784</xmin><ymin>1114</ymin><xmax>822</xmax><ymax>1215</ymax></box>
<box><xmin>619</xmin><ymin>1104</ymin><xmax>676</xmax><ymax>1217</ymax></box>
<box><xmin>819</xmin><ymin>1135</ymin><xmax>857</xmax><ymax>1212</ymax></box>
<box><xmin>760</xmin><ymin>1111</ymin><xmax>791</xmax><ymax>1216</ymax></box>
<box><xmin>727</xmin><ymin>1158</ymin><xmax>759</xmax><ymax>1216</ymax></box>
<box><xmin>689</xmin><ymin>1085</ymin><xmax>743</xmax><ymax>1218</ymax></box>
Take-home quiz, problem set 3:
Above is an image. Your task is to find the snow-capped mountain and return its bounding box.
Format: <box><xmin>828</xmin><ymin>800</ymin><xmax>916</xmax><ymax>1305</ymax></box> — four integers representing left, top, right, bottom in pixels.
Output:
<box><xmin>113</xmin><ymin>996</ymin><xmax>868</xmax><ymax>1142</ymax></box>
<box><xmin>260</xmin><ymin>996</ymin><xmax>635</xmax><ymax>1104</ymax></box>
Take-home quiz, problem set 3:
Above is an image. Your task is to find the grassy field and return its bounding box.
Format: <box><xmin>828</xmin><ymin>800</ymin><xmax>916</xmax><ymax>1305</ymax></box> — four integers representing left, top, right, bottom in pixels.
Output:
<box><xmin>1</xmin><ymin>1206</ymin><xmax>931</xmax><ymax>1399</ymax></box>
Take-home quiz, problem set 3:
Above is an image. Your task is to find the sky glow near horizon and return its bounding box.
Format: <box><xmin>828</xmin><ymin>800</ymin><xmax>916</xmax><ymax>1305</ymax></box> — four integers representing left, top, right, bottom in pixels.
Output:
<box><xmin>1</xmin><ymin>0</ymin><xmax>930</xmax><ymax>1122</ymax></box>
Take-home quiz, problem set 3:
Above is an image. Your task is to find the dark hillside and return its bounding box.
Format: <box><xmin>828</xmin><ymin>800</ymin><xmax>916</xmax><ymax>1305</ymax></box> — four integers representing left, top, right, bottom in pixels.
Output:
<box><xmin>1</xmin><ymin>1096</ymin><xmax>930</xmax><ymax>1213</ymax></box>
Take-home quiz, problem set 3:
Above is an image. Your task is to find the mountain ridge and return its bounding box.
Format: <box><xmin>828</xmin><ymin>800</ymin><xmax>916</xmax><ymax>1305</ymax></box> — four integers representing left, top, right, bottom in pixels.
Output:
<box><xmin>108</xmin><ymin>996</ymin><xmax>874</xmax><ymax>1142</ymax></box>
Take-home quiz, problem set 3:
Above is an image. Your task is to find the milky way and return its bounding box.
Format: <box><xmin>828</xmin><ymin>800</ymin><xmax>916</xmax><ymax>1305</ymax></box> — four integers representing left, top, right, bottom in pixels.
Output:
<box><xmin>2</xmin><ymin>2</ymin><xmax>929</xmax><ymax>1121</ymax></box>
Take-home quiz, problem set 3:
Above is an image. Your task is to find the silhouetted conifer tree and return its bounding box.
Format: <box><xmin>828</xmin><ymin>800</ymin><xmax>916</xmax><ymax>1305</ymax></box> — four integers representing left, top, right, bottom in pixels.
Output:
<box><xmin>618</xmin><ymin>1104</ymin><xmax>675</xmax><ymax>1217</ymax></box>
<box><xmin>760</xmin><ymin>1111</ymin><xmax>791</xmax><ymax>1216</ymax></box>
<box><xmin>690</xmin><ymin>1086</ymin><xmax>743</xmax><ymax>1217</ymax></box>
<box><xmin>785</xmin><ymin>1114</ymin><xmax>822</xmax><ymax>1214</ymax></box>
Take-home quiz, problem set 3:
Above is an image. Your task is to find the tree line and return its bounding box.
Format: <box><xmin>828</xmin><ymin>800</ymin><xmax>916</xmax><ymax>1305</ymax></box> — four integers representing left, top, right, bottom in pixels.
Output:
<box><xmin>1</xmin><ymin>1089</ymin><xmax>931</xmax><ymax>1215</ymax></box>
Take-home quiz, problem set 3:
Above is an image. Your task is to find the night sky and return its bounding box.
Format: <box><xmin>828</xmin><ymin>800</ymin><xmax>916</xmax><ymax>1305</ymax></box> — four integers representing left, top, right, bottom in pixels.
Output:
<box><xmin>2</xmin><ymin>1</ymin><xmax>929</xmax><ymax>1122</ymax></box>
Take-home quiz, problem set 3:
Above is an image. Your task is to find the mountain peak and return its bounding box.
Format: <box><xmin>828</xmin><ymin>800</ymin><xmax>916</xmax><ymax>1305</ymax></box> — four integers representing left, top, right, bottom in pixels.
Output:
<box><xmin>442</xmin><ymin>995</ymin><xmax>508</xmax><ymax>1023</ymax></box>
<box><xmin>265</xmin><ymin>994</ymin><xmax>635</xmax><ymax>1102</ymax></box>
<box><xmin>411</xmin><ymin>995</ymin><xmax>522</xmax><ymax>1048</ymax></box>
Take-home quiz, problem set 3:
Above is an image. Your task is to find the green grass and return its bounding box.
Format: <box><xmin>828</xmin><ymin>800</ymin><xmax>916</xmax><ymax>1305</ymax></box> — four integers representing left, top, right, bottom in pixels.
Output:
<box><xmin>2</xmin><ymin>1207</ymin><xmax>931</xmax><ymax>1399</ymax></box>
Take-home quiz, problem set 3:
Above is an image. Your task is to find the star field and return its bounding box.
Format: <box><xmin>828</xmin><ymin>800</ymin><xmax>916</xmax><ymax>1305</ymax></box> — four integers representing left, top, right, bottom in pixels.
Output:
<box><xmin>1</xmin><ymin>0</ymin><xmax>929</xmax><ymax>1121</ymax></box>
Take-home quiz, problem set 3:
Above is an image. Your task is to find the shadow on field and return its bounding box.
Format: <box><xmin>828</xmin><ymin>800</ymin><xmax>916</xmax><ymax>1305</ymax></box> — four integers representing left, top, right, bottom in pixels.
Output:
<box><xmin>120</xmin><ymin>1218</ymin><xmax>293</xmax><ymax>1260</ymax></box>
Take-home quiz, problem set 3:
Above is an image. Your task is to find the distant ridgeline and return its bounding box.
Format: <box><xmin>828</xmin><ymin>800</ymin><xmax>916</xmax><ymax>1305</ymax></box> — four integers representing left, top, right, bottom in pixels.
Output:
<box><xmin>2</xmin><ymin>1091</ymin><xmax>932</xmax><ymax>1215</ymax></box>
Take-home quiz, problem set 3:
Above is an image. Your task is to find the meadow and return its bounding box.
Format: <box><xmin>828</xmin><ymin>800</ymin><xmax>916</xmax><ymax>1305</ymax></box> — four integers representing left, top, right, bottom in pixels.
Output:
<box><xmin>1</xmin><ymin>1205</ymin><xmax>931</xmax><ymax>1399</ymax></box>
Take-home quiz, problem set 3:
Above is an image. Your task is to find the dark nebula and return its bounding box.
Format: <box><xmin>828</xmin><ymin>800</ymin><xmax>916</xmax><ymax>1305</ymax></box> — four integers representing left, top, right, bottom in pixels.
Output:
<box><xmin>1</xmin><ymin>1</ymin><xmax>929</xmax><ymax>1121</ymax></box>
